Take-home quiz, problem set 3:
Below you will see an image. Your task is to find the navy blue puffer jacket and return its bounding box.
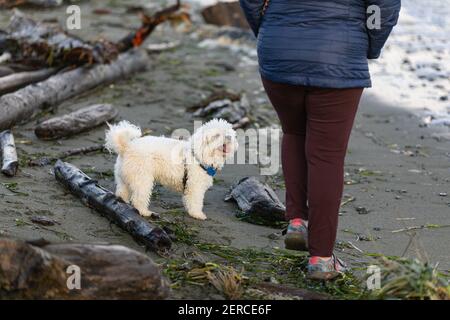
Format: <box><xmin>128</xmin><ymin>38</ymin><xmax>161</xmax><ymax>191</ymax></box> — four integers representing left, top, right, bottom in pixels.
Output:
<box><xmin>239</xmin><ymin>0</ymin><xmax>401</xmax><ymax>88</ymax></box>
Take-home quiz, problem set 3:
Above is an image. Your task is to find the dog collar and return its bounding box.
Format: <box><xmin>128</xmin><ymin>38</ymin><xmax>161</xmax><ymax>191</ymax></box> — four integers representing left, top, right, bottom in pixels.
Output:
<box><xmin>199</xmin><ymin>163</ymin><xmax>217</xmax><ymax>177</ymax></box>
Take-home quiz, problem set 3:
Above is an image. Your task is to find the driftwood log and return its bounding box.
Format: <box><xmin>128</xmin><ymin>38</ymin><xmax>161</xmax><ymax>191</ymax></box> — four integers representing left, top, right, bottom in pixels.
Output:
<box><xmin>0</xmin><ymin>239</ymin><xmax>170</xmax><ymax>299</ymax></box>
<box><xmin>0</xmin><ymin>66</ymin><xmax>14</xmax><ymax>77</ymax></box>
<box><xmin>0</xmin><ymin>49</ymin><xmax>148</xmax><ymax>131</ymax></box>
<box><xmin>0</xmin><ymin>130</ymin><xmax>18</xmax><ymax>177</ymax></box>
<box><xmin>54</xmin><ymin>160</ymin><xmax>172</xmax><ymax>251</ymax></box>
<box><xmin>1</xmin><ymin>2</ymin><xmax>183</xmax><ymax>68</ymax></box>
<box><xmin>225</xmin><ymin>177</ymin><xmax>286</xmax><ymax>222</ymax></box>
<box><xmin>35</xmin><ymin>104</ymin><xmax>118</xmax><ymax>140</ymax></box>
<box><xmin>0</xmin><ymin>68</ymin><xmax>58</xmax><ymax>95</ymax></box>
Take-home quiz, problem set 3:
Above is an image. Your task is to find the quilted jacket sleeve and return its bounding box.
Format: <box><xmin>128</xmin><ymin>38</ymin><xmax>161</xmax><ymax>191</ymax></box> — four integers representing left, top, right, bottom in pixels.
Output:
<box><xmin>239</xmin><ymin>0</ymin><xmax>265</xmax><ymax>37</ymax></box>
<box><xmin>365</xmin><ymin>0</ymin><xmax>401</xmax><ymax>59</ymax></box>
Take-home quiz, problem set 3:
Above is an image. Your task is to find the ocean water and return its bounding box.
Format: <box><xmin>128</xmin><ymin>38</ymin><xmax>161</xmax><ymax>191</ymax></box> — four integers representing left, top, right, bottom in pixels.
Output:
<box><xmin>363</xmin><ymin>0</ymin><xmax>450</xmax><ymax>125</ymax></box>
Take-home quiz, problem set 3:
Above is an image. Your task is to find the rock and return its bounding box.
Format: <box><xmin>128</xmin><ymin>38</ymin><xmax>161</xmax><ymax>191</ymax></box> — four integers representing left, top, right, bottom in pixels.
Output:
<box><xmin>225</xmin><ymin>177</ymin><xmax>286</xmax><ymax>223</ymax></box>
<box><xmin>355</xmin><ymin>206</ymin><xmax>369</xmax><ymax>215</ymax></box>
<box><xmin>0</xmin><ymin>239</ymin><xmax>170</xmax><ymax>299</ymax></box>
<box><xmin>201</xmin><ymin>2</ymin><xmax>250</xmax><ymax>29</ymax></box>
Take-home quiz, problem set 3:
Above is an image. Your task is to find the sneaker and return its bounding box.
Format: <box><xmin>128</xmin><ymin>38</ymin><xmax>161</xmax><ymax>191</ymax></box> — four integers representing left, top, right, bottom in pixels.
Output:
<box><xmin>284</xmin><ymin>218</ymin><xmax>308</xmax><ymax>251</ymax></box>
<box><xmin>307</xmin><ymin>254</ymin><xmax>348</xmax><ymax>280</ymax></box>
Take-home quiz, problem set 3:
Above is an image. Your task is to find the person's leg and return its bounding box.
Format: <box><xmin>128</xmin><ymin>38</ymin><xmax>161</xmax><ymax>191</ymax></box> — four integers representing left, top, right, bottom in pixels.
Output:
<box><xmin>261</xmin><ymin>76</ymin><xmax>308</xmax><ymax>221</ymax></box>
<box><xmin>305</xmin><ymin>87</ymin><xmax>363</xmax><ymax>257</ymax></box>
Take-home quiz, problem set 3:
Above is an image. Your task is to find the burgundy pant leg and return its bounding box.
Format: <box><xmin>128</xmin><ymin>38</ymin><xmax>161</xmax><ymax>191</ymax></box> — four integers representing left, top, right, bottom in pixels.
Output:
<box><xmin>305</xmin><ymin>87</ymin><xmax>363</xmax><ymax>256</ymax></box>
<box><xmin>261</xmin><ymin>76</ymin><xmax>309</xmax><ymax>221</ymax></box>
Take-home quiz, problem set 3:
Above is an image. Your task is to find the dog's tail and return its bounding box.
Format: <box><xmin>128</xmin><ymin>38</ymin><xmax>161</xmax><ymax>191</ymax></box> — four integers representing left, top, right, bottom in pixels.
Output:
<box><xmin>105</xmin><ymin>120</ymin><xmax>142</xmax><ymax>155</ymax></box>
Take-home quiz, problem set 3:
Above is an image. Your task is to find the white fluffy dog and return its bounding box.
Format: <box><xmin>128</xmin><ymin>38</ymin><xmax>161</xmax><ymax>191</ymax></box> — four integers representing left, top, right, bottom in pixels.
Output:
<box><xmin>105</xmin><ymin>119</ymin><xmax>238</xmax><ymax>220</ymax></box>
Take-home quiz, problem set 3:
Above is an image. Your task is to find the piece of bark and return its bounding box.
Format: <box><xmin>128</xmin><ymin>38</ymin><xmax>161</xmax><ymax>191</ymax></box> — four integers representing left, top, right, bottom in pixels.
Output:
<box><xmin>0</xmin><ymin>130</ymin><xmax>18</xmax><ymax>177</ymax></box>
<box><xmin>224</xmin><ymin>177</ymin><xmax>286</xmax><ymax>222</ymax></box>
<box><xmin>0</xmin><ymin>239</ymin><xmax>170</xmax><ymax>299</ymax></box>
<box><xmin>0</xmin><ymin>49</ymin><xmax>148</xmax><ymax>131</ymax></box>
<box><xmin>35</xmin><ymin>104</ymin><xmax>118</xmax><ymax>140</ymax></box>
<box><xmin>201</xmin><ymin>2</ymin><xmax>250</xmax><ymax>29</ymax></box>
<box><xmin>28</xmin><ymin>144</ymin><xmax>105</xmax><ymax>166</ymax></box>
<box><xmin>0</xmin><ymin>68</ymin><xmax>58</xmax><ymax>95</ymax></box>
<box><xmin>54</xmin><ymin>160</ymin><xmax>172</xmax><ymax>252</ymax></box>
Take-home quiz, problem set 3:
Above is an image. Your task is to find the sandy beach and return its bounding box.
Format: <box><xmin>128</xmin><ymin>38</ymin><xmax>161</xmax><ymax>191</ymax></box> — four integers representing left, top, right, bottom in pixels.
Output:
<box><xmin>0</xmin><ymin>0</ymin><xmax>448</xmax><ymax>299</ymax></box>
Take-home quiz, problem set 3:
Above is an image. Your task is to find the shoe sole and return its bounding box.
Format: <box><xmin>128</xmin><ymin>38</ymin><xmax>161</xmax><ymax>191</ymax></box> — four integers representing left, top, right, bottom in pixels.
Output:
<box><xmin>284</xmin><ymin>233</ymin><xmax>308</xmax><ymax>251</ymax></box>
<box><xmin>307</xmin><ymin>271</ymin><xmax>340</xmax><ymax>281</ymax></box>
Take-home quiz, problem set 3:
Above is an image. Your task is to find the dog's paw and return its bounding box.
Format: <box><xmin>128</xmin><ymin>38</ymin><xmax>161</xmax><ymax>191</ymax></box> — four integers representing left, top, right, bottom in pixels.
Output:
<box><xmin>138</xmin><ymin>209</ymin><xmax>154</xmax><ymax>217</ymax></box>
<box><xmin>189</xmin><ymin>212</ymin><xmax>207</xmax><ymax>220</ymax></box>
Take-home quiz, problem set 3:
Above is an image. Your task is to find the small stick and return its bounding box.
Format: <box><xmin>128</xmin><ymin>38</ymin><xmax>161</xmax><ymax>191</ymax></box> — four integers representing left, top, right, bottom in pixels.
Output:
<box><xmin>391</xmin><ymin>224</ymin><xmax>450</xmax><ymax>233</ymax></box>
<box><xmin>0</xmin><ymin>130</ymin><xmax>18</xmax><ymax>177</ymax></box>
<box><xmin>347</xmin><ymin>241</ymin><xmax>364</xmax><ymax>253</ymax></box>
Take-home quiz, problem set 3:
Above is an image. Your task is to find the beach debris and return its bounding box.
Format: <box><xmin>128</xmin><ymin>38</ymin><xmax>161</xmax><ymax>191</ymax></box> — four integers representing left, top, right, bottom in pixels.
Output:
<box><xmin>391</xmin><ymin>224</ymin><xmax>450</xmax><ymax>233</ymax></box>
<box><xmin>356</xmin><ymin>233</ymin><xmax>379</xmax><ymax>242</ymax></box>
<box><xmin>188</xmin><ymin>89</ymin><xmax>241</xmax><ymax>112</ymax></box>
<box><xmin>355</xmin><ymin>206</ymin><xmax>369</xmax><ymax>215</ymax></box>
<box><xmin>368</xmin><ymin>256</ymin><xmax>449</xmax><ymax>300</ymax></box>
<box><xmin>0</xmin><ymin>239</ymin><xmax>170</xmax><ymax>299</ymax></box>
<box><xmin>28</xmin><ymin>144</ymin><xmax>105</xmax><ymax>167</ymax></box>
<box><xmin>30</xmin><ymin>215</ymin><xmax>59</xmax><ymax>226</ymax></box>
<box><xmin>146</xmin><ymin>40</ymin><xmax>181</xmax><ymax>53</ymax></box>
<box><xmin>201</xmin><ymin>1</ymin><xmax>249</xmax><ymax>29</ymax></box>
<box><xmin>0</xmin><ymin>3</ymin><xmax>183</xmax><ymax>68</ymax></box>
<box><xmin>0</xmin><ymin>0</ymin><xmax>63</xmax><ymax>8</ymax></box>
<box><xmin>340</xmin><ymin>194</ymin><xmax>355</xmax><ymax>207</ymax></box>
<box><xmin>54</xmin><ymin>160</ymin><xmax>172</xmax><ymax>251</ymax></box>
<box><xmin>35</xmin><ymin>104</ymin><xmax>118</xmax><ymax>140</ymax></box>
<box><xmin>0</xmin><ymin>68</ymin><xmax>58</xmax><ymax>95</ymax></box>
<box><xmin>224</xmin><ymin>177</ymin><xmax>286</xmax><ymax>224</ymax></box>
<box><xmin>0</xmin><ymin>130</ymin><xmax>18</xmax><ymax>177</ymax></box>
<box><xmin>192</xmin><ymin>93</ymin><xmax>251</xmax><ymax>128</ymax></box>
<box><xmin>0</xmin><ymin>49</ymin><xmax>147</xmax><ymax>131</ymax></box>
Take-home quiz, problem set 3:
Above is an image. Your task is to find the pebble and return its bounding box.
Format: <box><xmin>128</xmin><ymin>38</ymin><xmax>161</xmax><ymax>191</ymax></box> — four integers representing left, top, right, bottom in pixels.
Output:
<box><xmin>355</xmin><ymin>206</ymin><xmax>369</xmax><ymax>215</ymax></box>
